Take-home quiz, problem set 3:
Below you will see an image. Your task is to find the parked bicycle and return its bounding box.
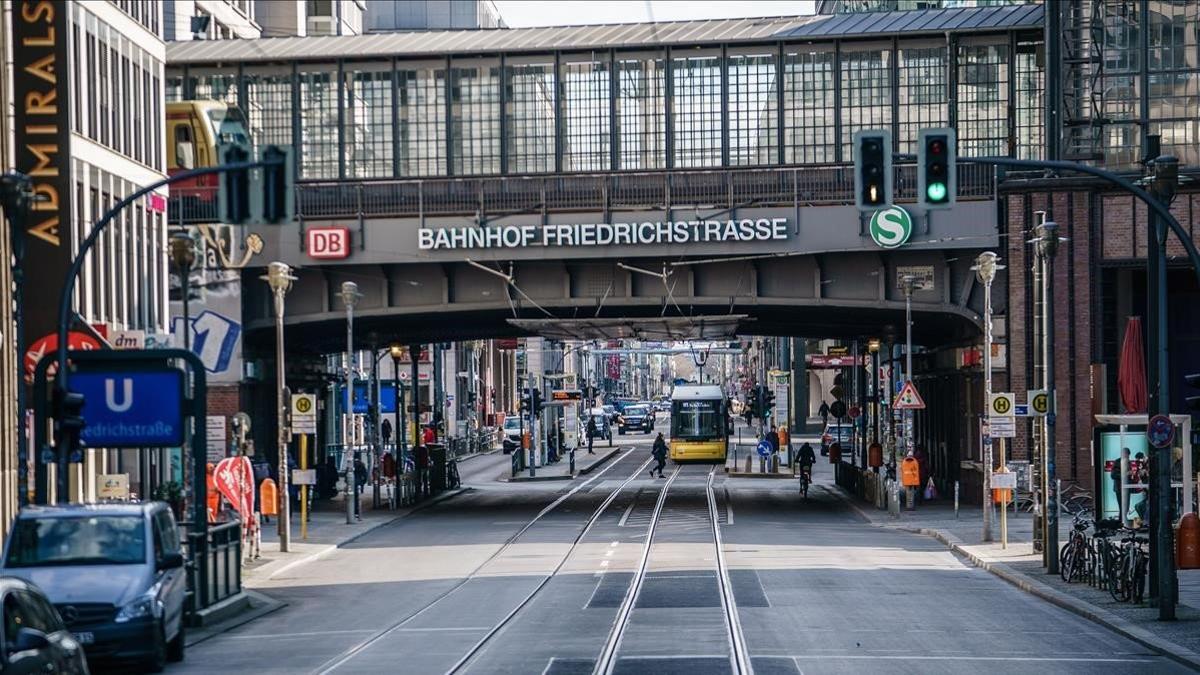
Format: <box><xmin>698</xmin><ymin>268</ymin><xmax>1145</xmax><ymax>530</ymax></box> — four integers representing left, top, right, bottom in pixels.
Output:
<box><xmin>1108</xmin><ymin>527</ymin><xmax>1150</xmax><ymax>604</ymax></box>
<box><xmin>1059</xmin><ymin>512</ymin><xmax>1092</xmax><ymax>582</ymax></box>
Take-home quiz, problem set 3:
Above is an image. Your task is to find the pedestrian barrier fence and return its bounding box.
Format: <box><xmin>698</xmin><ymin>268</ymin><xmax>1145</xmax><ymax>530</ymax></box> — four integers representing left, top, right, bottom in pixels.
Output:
<box><xmin>183</xmin><ymin>518</ymin><xmax>242</xmax><ymax>621</ymax></box>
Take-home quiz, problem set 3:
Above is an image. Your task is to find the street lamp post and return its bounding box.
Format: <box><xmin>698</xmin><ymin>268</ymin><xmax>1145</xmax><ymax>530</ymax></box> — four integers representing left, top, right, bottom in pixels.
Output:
<box><xmin>900</xmin><ymin>276</ymin><xmax>916</xmax><ymax>510</ymax></box>
<box><xmin>339</xmin><ymin>281</ymin><xmax>361</xmax><ymax>524</ymax></box>
<box><xmin>974</xmin><ymin>252</ymin><xmax>1003</xmax><ymax>543</ymax></box>
<box><xmin>389</xmin><ymin>343</ymin><xmax>405</xmax><ymax>505</ymax></box>
<box><xmin>169</xmin><ymin>233</ymin><xmax>196</xmax><ymax>352</ymax></box>
<box><xmin>1036</xmin><ymin>223</ymin><xmax>1059</xmax><ymax>574</ymax></box>
<box><xmin>262</xmin><ymin>262</ymin><xmax>296</xmax><ymax>551</ymax></box>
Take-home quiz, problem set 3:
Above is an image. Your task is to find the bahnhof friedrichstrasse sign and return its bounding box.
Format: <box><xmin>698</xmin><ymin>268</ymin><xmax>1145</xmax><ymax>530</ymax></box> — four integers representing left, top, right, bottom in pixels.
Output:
<box><xmin>418</xmin><ymin>218</ymin><xmax>790</xmax><ymax>251</ymax></box>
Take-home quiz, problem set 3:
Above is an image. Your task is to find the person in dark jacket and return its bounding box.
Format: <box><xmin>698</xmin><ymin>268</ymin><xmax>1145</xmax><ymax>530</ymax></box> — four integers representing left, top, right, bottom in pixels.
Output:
<box><xmin>353</xmin><ymin>457</ymin><xmax>368</xmax><ymax>520</ymax></box>
<box><xmin>650</xmin><ymin>433</ymin><xmax>668</xmax><ymax>478</ymax></box>
<box><xmin>767</xmin><ymin>425</ymin><xmax>781</xmax><ymax>456</ymax></box>
<box><xmin>586</xmin><ymin>416</ymin><xmax>597</xmax><ymax>454</ymax></box>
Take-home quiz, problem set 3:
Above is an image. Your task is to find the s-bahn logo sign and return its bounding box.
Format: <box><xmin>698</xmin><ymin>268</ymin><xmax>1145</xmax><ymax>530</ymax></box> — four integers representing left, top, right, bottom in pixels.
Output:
<box><xmin>418</xmin><ymin>218</ymin><xmax>789</xmax><ymax>251</ymax></box>
<box><xmin>869</xmin><ymin>206</ymin><xmax>913</xmax><ymax>249</ymax></box>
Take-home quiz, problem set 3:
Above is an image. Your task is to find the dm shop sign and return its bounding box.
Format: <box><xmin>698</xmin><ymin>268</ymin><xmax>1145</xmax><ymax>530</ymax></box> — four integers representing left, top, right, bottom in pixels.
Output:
<box><xmin>71</xmin><ymin>370</ymin><xmax>186</xmax><ymax>448</ymax></box>
<box><xmin>418</xmin><ymin>218</ymin><xmax>790</xmax><ymax>251</ymax></box>
<box><xmin>13</xmin><ymin>1</ymin><xmax>73</xmax><ymax>360</ymax></box>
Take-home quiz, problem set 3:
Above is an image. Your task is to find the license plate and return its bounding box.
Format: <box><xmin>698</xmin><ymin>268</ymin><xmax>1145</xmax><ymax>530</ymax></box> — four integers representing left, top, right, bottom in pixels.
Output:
<box><xmin>73</xmin><ymin>632</ymin><xmax>93</xmax><ymax>645</ymax></box>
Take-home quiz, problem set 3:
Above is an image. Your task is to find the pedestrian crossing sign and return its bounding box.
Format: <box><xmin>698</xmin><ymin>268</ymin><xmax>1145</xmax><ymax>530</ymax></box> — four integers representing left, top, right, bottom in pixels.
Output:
<box><xmin>893</xmin><ymin>380</ymin><xmax>926</xmax><ymax>409</ymax></box>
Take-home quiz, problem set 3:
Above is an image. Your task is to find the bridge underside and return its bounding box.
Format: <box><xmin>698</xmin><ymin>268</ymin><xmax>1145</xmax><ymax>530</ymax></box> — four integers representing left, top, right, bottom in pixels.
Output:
<box><xmin>240</xmin><ymin>252</ymin><xmax>999</xmax><ymax>354</ymax></box>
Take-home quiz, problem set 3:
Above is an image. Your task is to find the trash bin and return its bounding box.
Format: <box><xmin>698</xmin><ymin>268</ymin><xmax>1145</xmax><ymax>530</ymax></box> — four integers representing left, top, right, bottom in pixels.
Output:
<box><xmin>429</xmin><ymin>444</ymin><xmax>447</xmax><ymax>492</ymax></box>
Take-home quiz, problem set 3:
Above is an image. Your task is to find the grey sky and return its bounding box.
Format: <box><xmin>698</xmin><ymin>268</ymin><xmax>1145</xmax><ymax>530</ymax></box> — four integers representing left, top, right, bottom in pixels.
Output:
<box><xmin>492</xmin><ymin>1</ymin><xmax>818</xmax><ymax>28</ymax></box>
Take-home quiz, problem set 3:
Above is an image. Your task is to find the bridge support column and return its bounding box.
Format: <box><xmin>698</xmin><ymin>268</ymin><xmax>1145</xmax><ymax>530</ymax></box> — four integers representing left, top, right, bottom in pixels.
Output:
<box><xmin>792</xmin><ymin>338</ymin><xmax>808</xmax><ymax>435</ymax></box>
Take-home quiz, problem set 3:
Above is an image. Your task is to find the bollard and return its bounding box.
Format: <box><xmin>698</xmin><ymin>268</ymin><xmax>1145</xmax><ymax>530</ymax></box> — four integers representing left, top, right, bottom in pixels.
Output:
<box><xmin>745</xmin><ymin>453</ymin><xmax>752</xmax><ymax>473</ymax></box>
<box><xmin>954</xmin><ymin>481</ymin><xmax>960</xmax><ymax>519</ymax></box>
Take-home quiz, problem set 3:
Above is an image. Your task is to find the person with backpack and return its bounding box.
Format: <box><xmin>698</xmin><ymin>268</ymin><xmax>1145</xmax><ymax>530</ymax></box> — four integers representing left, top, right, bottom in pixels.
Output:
<box><xmin>650</xmin><ymin>433</ymin><xmax>668</xmax><ymax>478</ymax></box>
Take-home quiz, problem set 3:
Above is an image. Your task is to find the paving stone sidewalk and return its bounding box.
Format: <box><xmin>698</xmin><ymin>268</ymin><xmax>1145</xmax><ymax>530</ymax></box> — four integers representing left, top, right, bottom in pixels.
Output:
<box><xmin>835</xmin><ymin>487</ymin><xmax>1200</xmax><ymax>670</ymax></box>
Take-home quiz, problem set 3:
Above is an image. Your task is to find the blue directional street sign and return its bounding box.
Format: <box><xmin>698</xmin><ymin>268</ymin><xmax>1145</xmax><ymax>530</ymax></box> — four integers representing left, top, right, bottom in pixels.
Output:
<box><xmin>757</xmin><ymin>439</ymin><xmax>773</xmax><ymax>458</ymax></box>
<box><xmin>71</xmin><ymin>369</ymin><xmax>186</xmax><ymax>448</ymax></box>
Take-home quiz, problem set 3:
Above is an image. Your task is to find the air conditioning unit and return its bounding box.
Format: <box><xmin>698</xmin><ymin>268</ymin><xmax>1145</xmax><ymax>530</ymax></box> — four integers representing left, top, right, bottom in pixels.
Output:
<box><xmin>306</xmin><ymin>15</ymin><xmax>334</xmax><ymax>35</ymax></box>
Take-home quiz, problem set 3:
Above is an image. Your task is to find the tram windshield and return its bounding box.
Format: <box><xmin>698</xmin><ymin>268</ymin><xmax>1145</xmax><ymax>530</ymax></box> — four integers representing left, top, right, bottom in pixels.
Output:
<box><xmin>671</xmin><ymin>399</ymin><xmax>725</xmax><ymax>440</ymax></box>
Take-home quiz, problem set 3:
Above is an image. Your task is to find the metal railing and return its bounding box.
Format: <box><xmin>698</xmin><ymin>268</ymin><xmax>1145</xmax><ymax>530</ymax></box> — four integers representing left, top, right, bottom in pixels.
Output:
<box><xmin>168</xmin><ymin>163</ymin><xmax>996</xmax><ymax>226</ymax></box>
<box><xmin>184</xmin><ymin>518</ymin><xmax>242</xmax><ymax>618</ymax></box>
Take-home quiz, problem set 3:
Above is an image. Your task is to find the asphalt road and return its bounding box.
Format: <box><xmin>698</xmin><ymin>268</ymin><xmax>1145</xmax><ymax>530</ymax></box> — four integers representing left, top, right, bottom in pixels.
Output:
<box><xmin>166</xmin><ymin>432</ymin><xmax>1188</xmax><ymax>675</ymax></box>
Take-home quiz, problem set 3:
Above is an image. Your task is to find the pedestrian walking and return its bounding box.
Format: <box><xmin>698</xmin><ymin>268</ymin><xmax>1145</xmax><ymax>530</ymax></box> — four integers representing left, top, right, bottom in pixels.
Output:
<box><xmin>586</xmin><ymin>415</ymin><xmax>597</xmax><ymax>454</ymax></box>
<box><xmin>381</xmin><ymin>418</ymin><xmax>393</xmax><ymax>448</ymax></box>
<box><xmin>353</xmin><ymin>457</ymin><xmax>368</xmax><ymax>520</ymax></box>
<box><xmin>818</xmin><ymin>401</ymin><xmax>830</xmax><ymax>426</ymax></box>
<box><xmin>767</xmin><ymin>425</ymin><xmax>781</xmax><ymax>456</ymax></box>
<box><xmin>650</xmin><ymin>433</ymin><xmax>668</xmax><ymax>478</ymax></box>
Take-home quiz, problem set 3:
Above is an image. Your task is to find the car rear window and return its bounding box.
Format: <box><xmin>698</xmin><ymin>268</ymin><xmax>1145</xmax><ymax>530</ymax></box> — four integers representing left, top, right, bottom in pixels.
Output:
<box><xmin>6</xmin><ymin>516</ymin><xmax>146</xmax><ymax>567</ymax></box>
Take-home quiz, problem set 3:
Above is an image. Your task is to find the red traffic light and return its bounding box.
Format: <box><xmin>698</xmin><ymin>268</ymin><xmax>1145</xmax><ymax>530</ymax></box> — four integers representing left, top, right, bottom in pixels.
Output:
<box><xmin>929</xmin><ymin>139</ymin><xmax>945</xmax><ymax>155</ymax></box>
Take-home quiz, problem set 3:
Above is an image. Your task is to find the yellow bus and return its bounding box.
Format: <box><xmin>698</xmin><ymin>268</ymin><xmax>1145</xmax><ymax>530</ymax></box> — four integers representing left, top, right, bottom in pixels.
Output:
<box><xmin>669</xmin><ymin>384</ymin><xmax>729</xmax><ymax>462</ymax></box>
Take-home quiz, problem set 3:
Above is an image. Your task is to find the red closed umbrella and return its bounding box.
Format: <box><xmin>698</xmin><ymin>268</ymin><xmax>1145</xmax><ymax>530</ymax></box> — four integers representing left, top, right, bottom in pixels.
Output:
<box><xmin>1117</xmin><ymin>316</ymin><xmax>1147</xmax><ymax>414</ymax></box>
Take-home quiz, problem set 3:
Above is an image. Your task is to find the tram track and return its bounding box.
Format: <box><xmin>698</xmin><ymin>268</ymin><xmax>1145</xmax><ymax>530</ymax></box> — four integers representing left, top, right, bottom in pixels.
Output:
<box><xmin>314</xmin><ymin>448</ymin><xmax>650</xmax><ymax>674</ymax></box>
<box><xmin>593</xmin><ymin>464</ymin><xmax>752</xmax><ymax>675</ymax></box>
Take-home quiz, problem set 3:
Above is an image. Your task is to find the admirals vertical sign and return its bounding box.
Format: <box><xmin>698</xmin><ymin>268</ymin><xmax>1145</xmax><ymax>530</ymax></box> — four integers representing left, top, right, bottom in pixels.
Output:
<box><xmin>14</xmin><ymin>1</ymin><xmax>73</xmax><ymax>363</ymax></box>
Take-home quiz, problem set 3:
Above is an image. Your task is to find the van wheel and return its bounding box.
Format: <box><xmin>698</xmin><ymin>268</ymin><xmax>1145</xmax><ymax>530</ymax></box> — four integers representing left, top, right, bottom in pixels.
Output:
<box><xmin>167</xmin><ymin>622</ymin><xmax>186</xmax><ymax>662</ymax></box>
<box><xmin>146</xmin><ymin>625</ymin><xmax>168</xmax><ymax>672</ymax></box>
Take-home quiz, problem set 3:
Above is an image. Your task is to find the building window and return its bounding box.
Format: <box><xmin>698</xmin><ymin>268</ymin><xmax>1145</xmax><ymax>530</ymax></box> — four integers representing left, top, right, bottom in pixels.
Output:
<box><xmin>1015</xmin><ymin>40</ymin><xmax>1043</xmax><ymax>160</ymax></box>
<box><xmin>672</xmin><ymin>54</ymin><xmax>721</xmax><ymax>168</ymax></box>
<box><xmin>728</xmin><ymin>51</ymin><xmax>777</xmax><ymax>166</ymax></box>
<box><xmin>192</xmin><ymin>72</ymin><xmax>239</xmax><ymax>105</ymax></box>
<box><xmin>451</xmin><ymin>60</ymin><xmax>501</xmax><ymax>175</ymax></box>
<box><xmin>245</xmin><ymin>70</ymin><xmax>294</xmax><ymax>156</ymax></box>
<box><xmin>399</xmin><ymin>63</ymin><xmax>447</xmax><ymax>176</ymax></box>
<box><xmin>561</xmin><ymin>57</ymin><xmax>609</xmax><ymax>170</ymax></box>
<box><xmin>506</xmin><ymin>60</ymin><xmax>556</xmax><ymax>173</ymax></box>
<box><xmin>784</xmin><ymin>47</ymin><xmax>836</xmax><ymax>164</ymax></box>
<box><xmin>897</xmin><ymin>45</ymin><xmax>948</xmax><ymax>154</ymax></box>
<box><xmin>347</xmin><ymin>68</ymin><xmax>395</xmax><ymax>178</ymax></box>
<box><xmin>616</xmin><ymin>55</ymin><xmax>665</xmax><ymax>170</ymax></box>
<box><xmin>840</xmin><ymin>46</ymin><xmax>892</xmax><ymax>159</ymax></box>
<box><xmin>561</xmin><ymin>57</ymin><xmax>610</xmax><ymax>172</ymax></box>
<box><xmin>956</xmin><ymin>42</ymin><xmax>1009</xmax><ymax>158</ymax></box>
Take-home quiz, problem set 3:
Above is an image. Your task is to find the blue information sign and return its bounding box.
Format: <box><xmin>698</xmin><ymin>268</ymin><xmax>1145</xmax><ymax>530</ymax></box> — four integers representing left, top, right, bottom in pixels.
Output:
<box><xmin>757</xmin><ymin>439</ymin><xmax>773</xmax><ymax>458</ymax></box>
<box><xmin>72</xmin><ymin>370</ymin><xmax>186</xmax><ymax>448</ymax></box>
<box><xmin>344</xmin><ymin>383</ymin><xmax>399</xmax><ymax>414</ymax></box>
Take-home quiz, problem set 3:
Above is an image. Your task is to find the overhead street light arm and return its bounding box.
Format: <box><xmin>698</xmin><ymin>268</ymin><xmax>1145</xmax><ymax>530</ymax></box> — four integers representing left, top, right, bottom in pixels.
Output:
<box><xmin>962</xmin><ymin>156</ymin><xmax>1200</xmax><ymax>289</ymax></box>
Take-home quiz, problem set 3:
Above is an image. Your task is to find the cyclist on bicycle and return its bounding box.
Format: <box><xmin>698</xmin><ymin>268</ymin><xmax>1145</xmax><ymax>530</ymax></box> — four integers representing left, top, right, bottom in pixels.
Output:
<box><xmin>796</xmin><ymin>441</ymin><xmax>816</xmax><ymax>481</ymax></box>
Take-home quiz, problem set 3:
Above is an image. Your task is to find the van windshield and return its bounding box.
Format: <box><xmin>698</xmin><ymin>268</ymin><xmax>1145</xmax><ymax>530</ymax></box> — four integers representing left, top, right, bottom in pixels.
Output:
<box><xmin>6</xmin><ymin>516</ymin><xmax>146</xmax><ymax>567</ymax></box>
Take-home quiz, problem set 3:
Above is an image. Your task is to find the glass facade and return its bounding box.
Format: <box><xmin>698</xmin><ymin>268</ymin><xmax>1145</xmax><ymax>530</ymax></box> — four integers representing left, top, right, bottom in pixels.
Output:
<box><xmin>175</xmin><ymin>31</ymin><xmax>1071</xmax><ymax>177</ymax></box>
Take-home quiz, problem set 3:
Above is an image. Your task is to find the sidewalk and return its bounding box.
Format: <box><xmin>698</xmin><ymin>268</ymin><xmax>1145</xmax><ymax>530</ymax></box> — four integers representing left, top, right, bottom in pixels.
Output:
<box><xmin>834</xmin><ymin>486</ymin><xmax>1200</xmax><ymax>669</ymax></box>
<box><xmin>504</xmin><ymin>446</ymin><xmax>621</xmax><ymax>482</ymax></box>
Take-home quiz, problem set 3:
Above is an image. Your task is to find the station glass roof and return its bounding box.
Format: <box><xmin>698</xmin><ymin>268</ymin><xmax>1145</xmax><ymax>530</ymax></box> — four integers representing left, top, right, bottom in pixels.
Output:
<box><xmin>166</xmin><ymin>3</ymin><xmax>1043</xmax><ymax>65</ymax></box>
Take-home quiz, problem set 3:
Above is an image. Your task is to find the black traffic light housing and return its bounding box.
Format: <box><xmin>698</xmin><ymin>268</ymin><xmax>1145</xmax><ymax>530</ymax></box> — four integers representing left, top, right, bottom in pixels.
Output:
<box><xmin>259</xmin><ymin>145</ymin><xmax>295</xmax><ymax>224</ymax></box>
<box><xmin>520</xmin><ymin>390</ymin><xmax>531</xmax><ymax>413</ymax></box>
<box><xmin>217</xmin><ymin>142</ymin><xmax>252</xmax><ymax>224</ymax></box>
<box><xmin>747</xmin><ymin>388</ymin><xmax>760</xmax><ymax>418</ymax></box>
<box><xmin>763</xmin><ymin>388</ymin><xmax>776</xmax><ymax>414</ymax></box>
<box><xmin>918</xmin><ymin>128</ymin><xmax>956</xmax><ymax>210</ymax></box>
<box><xmin>853</xmin><ymin>129</ymin><xmax>893</xmax><ymax>212</ymax></box>
<box><xmin>54</xmin><ymin>387</ymin><xmax>86</xmax><ymax>437</ymax></box>
<box><xmin>1185</xmin><ymin>373</ymin><xmax>1200</xmax><ymax>412</ymax></box>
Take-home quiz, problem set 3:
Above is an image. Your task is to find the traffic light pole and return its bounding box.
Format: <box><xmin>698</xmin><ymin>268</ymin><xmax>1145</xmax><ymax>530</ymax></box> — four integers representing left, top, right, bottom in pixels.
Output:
<box><xmin>50</xmin><ymin>159</ymin><xmax>280</xmax><ymax>499</ymax></box>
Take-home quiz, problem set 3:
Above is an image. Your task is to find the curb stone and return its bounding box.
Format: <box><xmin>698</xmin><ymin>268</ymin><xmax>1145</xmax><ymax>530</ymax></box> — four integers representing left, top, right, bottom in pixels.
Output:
<box><xmin>832</xmin><ymin>486</ymin><xmax>1200</xmax><ymax>671</ymax></box>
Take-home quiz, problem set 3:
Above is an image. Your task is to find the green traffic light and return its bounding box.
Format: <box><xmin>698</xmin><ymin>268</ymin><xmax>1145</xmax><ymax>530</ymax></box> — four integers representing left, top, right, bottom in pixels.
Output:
<box><xmin>926</xmin><ymin>181</ymin><xmax>948</xmax><ymax>202</ymax></box>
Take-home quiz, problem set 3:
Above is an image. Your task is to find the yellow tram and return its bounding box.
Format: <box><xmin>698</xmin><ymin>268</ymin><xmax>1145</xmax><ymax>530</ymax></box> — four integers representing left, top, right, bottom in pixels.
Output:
<box><xmin>669</xmin><ymin>384</ymin><xmax>729</xmax><ymax>462</ymax></box>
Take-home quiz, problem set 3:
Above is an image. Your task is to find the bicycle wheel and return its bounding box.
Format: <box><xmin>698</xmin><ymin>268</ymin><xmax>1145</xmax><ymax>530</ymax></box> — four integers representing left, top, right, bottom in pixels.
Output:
<box><xmin>1108</xmin><ymin>548</ymin><xmax>1131</xmax><ymax>602</ymax></box>
<box><xmin>1060</xmin><ymin>537</ymin><xmax>1083</xmax><ymax>582</ymax></box>
<box><xmin>1131</xmin><ymin>550</ymin><xmax>1148</xmax><ymax>603</ymax></box>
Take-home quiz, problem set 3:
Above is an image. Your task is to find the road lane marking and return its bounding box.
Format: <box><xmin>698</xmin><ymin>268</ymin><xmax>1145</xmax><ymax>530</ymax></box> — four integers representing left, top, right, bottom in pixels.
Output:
<box><xmin>617</xmin><ymin>499</ymin><xmax>636</xmax><ymax>527</ymax></box>
<box><xmin>789</xmin><ymin>655</ymin><xmax>1158</xmax><ymax>663</ymax></box>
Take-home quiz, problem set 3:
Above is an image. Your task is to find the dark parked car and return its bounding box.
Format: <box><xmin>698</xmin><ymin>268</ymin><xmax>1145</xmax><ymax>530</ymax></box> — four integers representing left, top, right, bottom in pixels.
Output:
<box><xmin>618</xmin><ymin>404</ymin><xmax>654</xmax><ymax>434</ymax></box>
<box><xmin>2</xmin><ymin>502</ymin><xmax>187</xmax><ymax>672</ymax></box>
<box><xmin>0</xmin><ymin>576</ymin><xmax>89</xmax><ymax>674</ymax></box>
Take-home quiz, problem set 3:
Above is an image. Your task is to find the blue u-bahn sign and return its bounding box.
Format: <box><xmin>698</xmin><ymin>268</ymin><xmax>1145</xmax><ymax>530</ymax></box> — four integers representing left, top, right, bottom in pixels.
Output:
<box><xmin>70</xmin><ymin>369</ymin><xmax>186</xmax><ymax>448</ymax></box>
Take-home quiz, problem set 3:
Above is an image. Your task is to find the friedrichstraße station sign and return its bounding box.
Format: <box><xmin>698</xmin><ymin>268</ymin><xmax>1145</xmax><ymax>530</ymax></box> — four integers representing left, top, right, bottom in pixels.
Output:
<box><xmin>418</xmin><ymin>218</ymin><xmax>790</xmax><ymax>251</ymax></box>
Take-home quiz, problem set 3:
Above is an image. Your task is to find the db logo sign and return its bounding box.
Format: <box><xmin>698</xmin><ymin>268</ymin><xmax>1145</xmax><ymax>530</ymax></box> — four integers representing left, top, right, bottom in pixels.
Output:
<box><xmin>307</xmin><ymin>227</ymin><xmax>350</xmax><ymax>259</ymax></box>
